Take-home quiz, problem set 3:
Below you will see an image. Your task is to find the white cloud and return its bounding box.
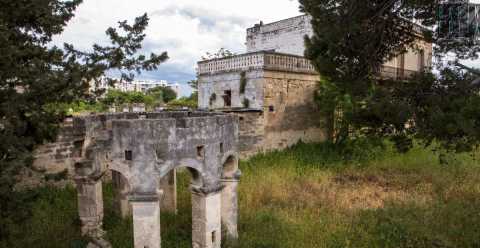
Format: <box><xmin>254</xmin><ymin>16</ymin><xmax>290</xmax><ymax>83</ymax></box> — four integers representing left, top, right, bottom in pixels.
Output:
<box><xmin>53</xmin><ymin>0</ymin><xmax>301</xmax><ymax>93</ymax></box>
<box><xmin>53</xmin><ymin>0</ymin><xmax>480</xmax><ymax>96</ymax></box>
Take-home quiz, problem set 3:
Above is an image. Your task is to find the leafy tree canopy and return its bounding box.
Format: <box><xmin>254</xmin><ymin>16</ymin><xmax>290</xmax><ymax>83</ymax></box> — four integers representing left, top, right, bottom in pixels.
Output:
<box><xmin>188</xmin><ymin>79</ymin><xmax>198</xmax><ymax>90</ymax></box>
<box><xmin>201</xmin><ymin>48</ymin><xmax>237</xmax><ymax>60</ymax></box>
<box><xmin>300</xmin><ymin>0</ymin><xmax>480</xmax><ymax>155</ymax></box>
<box><xmin>147</xmin><ymin>86</ymin><xmax>177</xmax><ymax>103</ymax></box>
<box><xmin>0</xmin><ymin>0</ymin><xmax>167</xmax><ymax>239</ymax></box>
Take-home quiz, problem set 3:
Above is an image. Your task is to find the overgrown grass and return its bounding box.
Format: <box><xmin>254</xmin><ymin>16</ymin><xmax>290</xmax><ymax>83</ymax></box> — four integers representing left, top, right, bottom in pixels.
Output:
<box><xmin>3</xmin><ymin>141</ymin><xmax>480</xmax><ymax>247</ymax></box>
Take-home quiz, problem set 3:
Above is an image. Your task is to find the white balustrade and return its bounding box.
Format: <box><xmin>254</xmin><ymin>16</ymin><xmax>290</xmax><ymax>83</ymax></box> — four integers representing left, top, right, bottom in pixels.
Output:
<box><xmin>197</xmin><ymin>51</ymin><xmax>317</xmax><ymax>75</ymax></box>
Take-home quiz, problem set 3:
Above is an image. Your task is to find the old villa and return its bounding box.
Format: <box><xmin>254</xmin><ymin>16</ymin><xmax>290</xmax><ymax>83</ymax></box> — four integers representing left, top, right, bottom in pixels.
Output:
<box><xmin>197</xmin><ymin>14</ymin><xmax>432</xmax><ymax>157</ymax></box>
<box><xmin>27</xmin><ymin>14</ymin><xmax>434</xmax><ymax>248</ymax></box>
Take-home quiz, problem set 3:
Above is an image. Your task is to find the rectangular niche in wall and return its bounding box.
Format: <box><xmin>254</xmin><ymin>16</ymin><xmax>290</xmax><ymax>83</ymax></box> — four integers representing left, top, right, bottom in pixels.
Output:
<box><xmin>125</xmin><ymin>150</ymin><xmax>133</xmax><ymax>161</ymax></box>
<box><xmin>196</xmin><ymin>146</ymin><xmax>205</xmax><ymax>159</ymax></box>
<box><xmin>212</xmin><ymin>230</ymin><xmax>217</xmax><ymax>245</ymax></box>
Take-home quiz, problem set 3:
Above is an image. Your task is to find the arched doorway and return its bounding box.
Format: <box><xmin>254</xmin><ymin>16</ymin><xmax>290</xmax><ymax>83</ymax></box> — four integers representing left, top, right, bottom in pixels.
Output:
<box><xmin>159</xmin><ymin>165</ymin><xmax>207</xmax><ymax>247</ymax></box>
<box><xmin>221</xmin><ymin>155</ymin><xmax>240</xmax><ymax>240</ymax></box>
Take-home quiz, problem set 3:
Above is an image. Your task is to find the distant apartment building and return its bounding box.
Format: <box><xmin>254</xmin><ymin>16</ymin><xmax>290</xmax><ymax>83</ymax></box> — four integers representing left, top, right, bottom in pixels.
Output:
<box><xmin>91</xmin><ymin>78</ymin><xmax>181</xmax><ymax>96</ymax></box>
<box><xmin>197</xmin><ymin>14</ymin><xmax>433</xmax><ymax>157</ymax></box>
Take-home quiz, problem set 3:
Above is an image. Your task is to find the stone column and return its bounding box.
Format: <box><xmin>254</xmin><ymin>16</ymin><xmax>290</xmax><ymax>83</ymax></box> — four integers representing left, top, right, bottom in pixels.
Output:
<box><xmin>76</xmin><ymin>180</ymin><xmax>104</xmax><ymax>237</ymax></box>
<box><xmin>112</xmin><ymin>171</ymin><xmax>131</xmax><ymax>218</ymax></box>
<box><xmin>131</xmin><ymin>194</ymin><xmax>161</xmax><ymax>248</ymax></box>
<box><xmin>159</xmin><ymin>169</ymin><xmax>177</xmax><ymax>213</ymax></box>
<box><xmin>221</xmin><ymin>172</ymin><xmax>240</xmax><ymax>239</ymax></box>
<box><xmin>191</xmin><ymin>188</ymin><xmax>222</xmax><ymax>248</ymax></box>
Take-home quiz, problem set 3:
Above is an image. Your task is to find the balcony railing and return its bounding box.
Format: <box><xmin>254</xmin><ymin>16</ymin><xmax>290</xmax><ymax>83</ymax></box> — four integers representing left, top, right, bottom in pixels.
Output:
<box><xmin>197</xmin><ymin>51</ymin><xmax>419</xmax><ymax>80</ymax></box>
<box><xmin>197</xmin><ymin>51</ymin><xmax>317</xmax><ymax>75</ymax></box>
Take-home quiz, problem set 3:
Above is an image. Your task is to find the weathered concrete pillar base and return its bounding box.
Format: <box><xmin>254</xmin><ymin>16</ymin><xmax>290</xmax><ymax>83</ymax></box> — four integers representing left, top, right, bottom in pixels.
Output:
<box><xmin>159</xmin><ymin>169</ymin><xmax>177</xmax><ymax>214</ymax></box>
<box><xmin>192</xmin><ymin>190</ymin><xmax>222</xmax><ymax>248</ymax></box>
<box><xmin>112</xmin><ymin>171</ymin><xmax>131</xmax><ymax>218</ymax></box>
<box><xmin>221</xmin><ymin>179</ymin><xmax>239</xmax><ymax>240</ymax></box>
<box><xmin>76</xmin><ymin>180</ymin><xmax>104</xmax><ymax>237</ymax></box>
<box><xmin>131</xmin><ymin>196</ymin><xmax>161</xmax><ymax>248</ymax></box>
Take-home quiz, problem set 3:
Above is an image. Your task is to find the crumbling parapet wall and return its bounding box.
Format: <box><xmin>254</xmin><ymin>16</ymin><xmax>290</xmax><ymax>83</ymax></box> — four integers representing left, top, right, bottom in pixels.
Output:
<box><xmin>72</xmin><ymin>111</ymin><xmax>240</xmax><ymax>248</ymax></box>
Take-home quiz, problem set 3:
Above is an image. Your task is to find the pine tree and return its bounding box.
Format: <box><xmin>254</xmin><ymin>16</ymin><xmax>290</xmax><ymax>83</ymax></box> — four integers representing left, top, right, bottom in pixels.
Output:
<box><xmin>301</xmin><ymin>0</ymin><xmax>480</xmax><ymax>154</ymax></box>
<box><xmin>0</xmin><ymin>0</ymin><xmax>168</xmax><ymax>239</ymax></box>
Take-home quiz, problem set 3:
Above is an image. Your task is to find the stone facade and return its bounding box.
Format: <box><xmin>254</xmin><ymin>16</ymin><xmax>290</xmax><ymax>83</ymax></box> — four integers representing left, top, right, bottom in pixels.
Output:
<box><xmin>71</xmin><ymin>112</ymin><xmax>240</xmax><ymax>248</ymax></box>
<box><xmin>197</xmin><ymin>15</ymin><xmax>433</xmax><ymax>157</ymax></box>
<box><xmin>198</xmin><ymin>52</ymin><xmax>327</xmax><ymax>157</ymax></box>
<box><xmin>247</xmin><ymin>15</ymin><xmax>313</xmax><ymax>56</ymax></box>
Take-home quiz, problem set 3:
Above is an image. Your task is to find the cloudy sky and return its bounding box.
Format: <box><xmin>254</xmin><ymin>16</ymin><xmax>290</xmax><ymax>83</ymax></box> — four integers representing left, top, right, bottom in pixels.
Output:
<box><xmin>54</xmin><ymin>0</ymin><xmax>480</xmax><ymax>96</ymax></box>
<box><xmin>53</xmin><ymin>0</ymin><xmax>301</xmax><ymax>96</ymax></box>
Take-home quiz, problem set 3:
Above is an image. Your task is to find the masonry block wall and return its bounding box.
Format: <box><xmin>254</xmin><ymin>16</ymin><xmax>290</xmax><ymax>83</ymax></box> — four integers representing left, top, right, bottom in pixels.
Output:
<box><xmin>262</xmin><ymin>71</ymin><xmax>326</xmax><ymax>151</ymax></box>
<box><xmin>198</xmin><ymin>64</ymin><xmax>328</xmax><ymax>158</ymax></box>
<box><xmin>247</xmin><ymin>15</ymin><xmax>313</xmax><ymax>56</ymax></box>
<box><xmin>18</xmin><ymin>118</ymin><xmax>85</xmax><ymax>188</ymax></box>
<box><xmin>198</xmin><ymin>70</ymin><xmax>264</xmax><ymax>110</ymax></box>
<box><xmin>32</xmin><ymin>118</ymin><xmax>79</xmax><ymax>175</ymax></box>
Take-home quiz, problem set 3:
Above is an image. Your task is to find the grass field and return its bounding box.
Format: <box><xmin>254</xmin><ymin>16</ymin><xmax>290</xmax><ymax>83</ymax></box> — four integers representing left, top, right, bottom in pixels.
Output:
<box><xmin>3</xmin><ymin>141</ymin><xmax>480</xmax><ymax>248</ymax></box>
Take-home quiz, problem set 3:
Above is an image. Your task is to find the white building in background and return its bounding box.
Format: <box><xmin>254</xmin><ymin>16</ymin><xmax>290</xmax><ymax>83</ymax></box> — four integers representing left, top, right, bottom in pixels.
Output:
<box><xmin>90</xmin><ymin>77</ymin><xmax>181</xmax><ymax>97</ymax></box>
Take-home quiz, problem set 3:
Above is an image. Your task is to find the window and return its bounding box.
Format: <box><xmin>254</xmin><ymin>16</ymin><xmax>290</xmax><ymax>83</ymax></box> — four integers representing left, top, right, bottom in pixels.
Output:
<box><xmin>418</xmin><ymin>50</ymin><xmax>425</xmax><ymax>71</ymax></box>
<box><xmin>223</xmin><ymin>90</ymin><xmax>232</xmax><ymax>107</ymax></box>
<box><xmin>212</xmin><ymin>231</ymin><xmax>217</xmax><ymax>244</ymax></box>
<box><xmin>196</xmin><ymin>146</ymin><xmax>205</xmax><ymax>159</ymax></box>
<box><xmin>125</xmin><ymin>150</ymin><xmax>133</xmax><ymax>161</ymax></box>
<box><xmin>397</xmin><ymin>54</ymin><xmax>405</xmax><ymax>79</ymax></box>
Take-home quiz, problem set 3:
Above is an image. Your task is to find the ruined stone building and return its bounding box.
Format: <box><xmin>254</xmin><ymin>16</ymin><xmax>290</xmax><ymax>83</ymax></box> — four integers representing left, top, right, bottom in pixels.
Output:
<box><xmin>197</xmin><ymin>14</ymin><xmax>433</xmax><ymax>157</ymax></box>
<box><xmin>72</xmin><ymin>112</ymin><xmax>240</xmax><ymax>248</ymax></box>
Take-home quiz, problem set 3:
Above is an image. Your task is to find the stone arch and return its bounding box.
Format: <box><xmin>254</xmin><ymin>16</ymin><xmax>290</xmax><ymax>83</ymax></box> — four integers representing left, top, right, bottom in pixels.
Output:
<box><xmin>176</xmin><ymin>158</ymin><xmax>205</xmax><ymax>187</ymax></box>
<box><xmin>109</xmin><ymin>160</ymin><xmax>133</xmax><ymax>183</ymax></box>
<box><xmin>73</xmin><ymin>111</ymin><xmax>239</xmax><ymax>248</ymax></box>
<box><xmin>221</xmin><ymin>152</ymin><xmax>239</xmax><ymax>179</ymax></box>
<box><xmin>220</xmin><ymin>151</ymin><xmax>240</xmax><ymax>240</ymax></box>
<box><xmin>111</xmin><ymin>168</ymin><xmax>132</xmax><ymax>218</ymax></box>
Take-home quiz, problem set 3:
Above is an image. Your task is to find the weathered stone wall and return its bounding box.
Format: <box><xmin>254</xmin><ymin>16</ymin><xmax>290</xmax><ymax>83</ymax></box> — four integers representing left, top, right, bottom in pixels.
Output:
<box><xmin>19</xmin><ymin>118</ymin><xmax>83</xmax><ymax>188</ymax></box>
<box><xmin>33</xmin><ymin>118</ymin><xmax>77</xmax><ymax>174</ymax></box>
<box><xmin>247</xmin><ymin>15</ymin><xmax>313</xmax><ymax>56</ymax></box>
<box><xmin>72</xmin><ymin>112</ymin><xmax>240</xmax><ymax>248</ymax></box>
<box><xmin>200</xmin><ymin>69</ymin><xmax>328</xmax><ymax>158</ymax></box>
<box><xmin>262</xmin><ymin>71</ymin><xmax>327</xmax><ymax>151</ymax></box>
<box><xmin>230</xmin><ymin>111</ymin><xmax>265</xmax><ymax>158</ymax></box>
<box><xmin>198</xmin><ymin>70</ymin><xmax>264</xmax><ymax>110</ymax></box>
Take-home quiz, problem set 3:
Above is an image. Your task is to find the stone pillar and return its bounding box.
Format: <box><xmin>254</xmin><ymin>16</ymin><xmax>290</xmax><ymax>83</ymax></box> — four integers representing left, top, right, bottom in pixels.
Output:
<box><xmin>159</xmin><ymin>169</ymin><xmax>177</xmax><ymax>213</ymax></box>
<box><xmin>131</xmin><ymin>195</ymin><xmax>161</xmax><ymax>248</ymax></box>
<box><xmin>76</xmin><ymin>180</ymin><xmax>104</xmax><ymax>237</ymax></box>
<box><xmin>191</xmin><ymin>189</ymin><xmax>222</xmax><ymax>248</ymax></box>
<box><xmin>112</xmin><ymin>171</ymin><xmax>131</xmax><ymax>218</ymax></box>
<box><xmin>221</xmin><ymin>174</ymin><xmax>240</xmax><ymax>239</ymax></box>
